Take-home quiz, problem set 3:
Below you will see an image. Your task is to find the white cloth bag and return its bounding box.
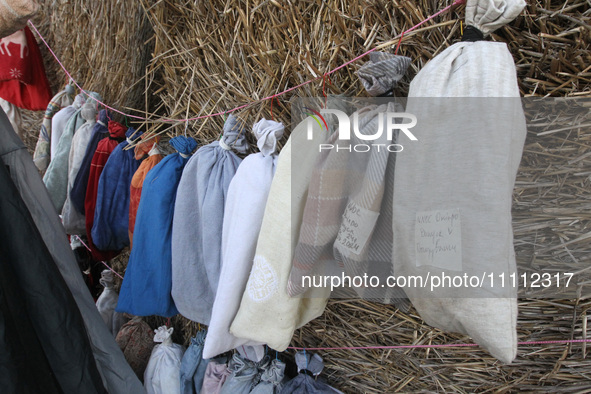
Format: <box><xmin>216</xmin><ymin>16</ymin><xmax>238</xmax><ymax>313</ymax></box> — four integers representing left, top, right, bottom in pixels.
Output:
<box><xmin>203</xmin><ymin>119</ymin><xmax>284</xmax><ymax>360</ymax></box>
<box><xmin>393</xmin><ymin>0</ymin><xmax>526</xmax><ymax>363</ymax></box>
<box><xmin>230</xmin><ymin>118</ymin><xmax>331</xmax><ymax>352</ymax></box>
<box><xmin>144</xmin><ymin>326</ymin><xmax>185</xmax><ymax>394</ymax></box>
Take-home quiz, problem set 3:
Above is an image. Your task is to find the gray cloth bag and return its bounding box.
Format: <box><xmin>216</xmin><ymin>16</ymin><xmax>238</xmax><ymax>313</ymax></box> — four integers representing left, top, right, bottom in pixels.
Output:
<box><xmin>392</xmin><ymin>0</ymin><xmax>526</xmax><ymax>363</ymax></box>
<box><xmin>43</xmin><ymin>92</ymin><xmax>100</xmax><ymax>212</ymax></box>
<box><xmin>179</xmin><ymin>330</ymin><xmax>209</xmax><ymax>394</ymax></box>
<box><xmin>250</xmin><ymin>358</ymin><xmax>286</xmax><ymax>394</ymax></box>
<box><xmin>0</xmin><ymin>109</ymin><xmax>145</xmax><ymax>392</ymax></box>
<box><xmin>33</xmin><ymin>84</ymin><xmax>75</xmax><ymax>172</ymax></box>
<box><xmin>62</xmin><ymin>101</ymin><xmax>98</xmax><ymax>234</ymax></box>
<box><xmin>288</xmin><ymin>54</ymin><xmax>410</xmax><ymax>306</ymax></box>
<box><xmin>219</xmin><ymin>353</ymin><xmax>258</xmax><ymax>394</ymax></box>
<box><xmin>171</xmin><ymin>114</ymin><xmax>248</xmax><ymax>325</ymax></box>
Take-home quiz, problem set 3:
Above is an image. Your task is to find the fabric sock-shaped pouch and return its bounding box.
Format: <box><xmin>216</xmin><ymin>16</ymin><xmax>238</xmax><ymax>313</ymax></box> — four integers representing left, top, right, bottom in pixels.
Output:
<box><xmin>70</xmin><ymin>109</ymin><xmax>111</xmax><ymax>215</ymax></box>
<box><xmin>96</xmin><ymin>269</ymin><xmax>119</xmax><ymax>335</ymax></box>
<box><xmin>144</xmin><ymin>326</ymin><xmax>186</xmax><ymax>394</ymax></box>
<box><xmin>250</xmin><ymin>359</ymin><xmax>286</xmax><ymax>394</ymax></box>
<box><xmin>230</xmin><ymin>118</ymin><xmax>331</xmax><ymax>352</ymax></box>
<box><xmin>203</xmin><ymin>118</ymin><xmax>284</xmax><ymax>361</ymax></box>
<box><xmin>171</xmin><ymin>114</ymin><xmax>247</xmax><ymax>325</ymax></box>
<box><xmin>33</xmin><ymin>84</ymin><xmax>75</xmax><ymax>172</ymax></box>
<box><xmin>393</xmin><ymin>0</ymin><xmax>526</xmax><ymax>364</ymax></box>
<box><xmin>91</xmin><ymin>128</ymin><xmax>143</xmax><ymax>252</ymax></box>
<box><xmin>43</xmin><ymin>93</ymin><xmax>97</xmax><ymax>212</ymax></box>
<box><xmin>334</xmin><ymin>54</ymin><xmax>410</xmax><ymax>305</ymax></box>
<box><xmin>129</xmin><ymin>136</ymin><xmax>162</xmax><ymax>249</ymax></box>
<box><xmin>84</xmin><ymin>120</ymin><xmax>127</xmax><ymax>261</ymax></box>
<box><xmin>219</xmin><ymin>353</ymin><xmax>258</xmax><ymax>394</ymax></box>
<box><xmin>61</xmin><ymin>102</ymin><xmax>98</xmax><ymax>235</ymax></box>
<box><xmin>50</xmin><ymin>94</ymin><xmax>83</xmax><ymax>160</ymax></box>
<box><xmin>201</xmin><ymin>362</ymin><xmax>231</xmax><ymax>394</ymax></box>
<box><xmin>117</xmin><ymin>136</ymin><xmax>197</xmax><ymax>318</ymax></box>
<box><xmin>280</xmin><ymin>352</ymin><xmax>340</xmax><ymax>394</ymax></box>
<box><xmin>287</xmin><ymin>54</ymin><xmax>411</xmax><ymax>301</ymax></box>
<box><xmin>179</xmin><ymin>330</ymin><xmax>208</xmax><ymax>394</ymax></box>
<box><xmin>116</xmin><ymin>316</ymin><xmax>155</xmax><ymax>381</ymax></box>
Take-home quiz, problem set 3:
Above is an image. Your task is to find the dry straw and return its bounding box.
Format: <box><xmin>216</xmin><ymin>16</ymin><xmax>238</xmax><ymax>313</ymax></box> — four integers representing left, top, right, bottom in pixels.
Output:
<box><xmin>21</xmin><ymin>0</ymin><xmax>591</xmax><ymax>392</ymax></box>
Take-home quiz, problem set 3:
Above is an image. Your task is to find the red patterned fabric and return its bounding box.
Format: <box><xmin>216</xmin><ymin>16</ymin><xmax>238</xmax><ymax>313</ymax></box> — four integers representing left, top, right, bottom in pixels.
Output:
<box><xmin>115</xmin><ymin>316</ymin><xmax>155</xmax><ymax>382</ymax></box>
<box><xmin>0</xmin><ymin>26</ymin><xmax>51</xmax><ymax>110</ymax></box>
<box><xmin>84</xmin><ymin>121</ymin><xmax>126</xmax><ymax>261</ymax></box>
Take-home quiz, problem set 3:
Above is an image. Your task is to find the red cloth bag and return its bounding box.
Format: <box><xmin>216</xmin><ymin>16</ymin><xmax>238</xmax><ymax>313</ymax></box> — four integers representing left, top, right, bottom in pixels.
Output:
<box><xmin>84</xmin><ymin>120</ymin><xmax>126</xmax><ymax>261</ymax></box>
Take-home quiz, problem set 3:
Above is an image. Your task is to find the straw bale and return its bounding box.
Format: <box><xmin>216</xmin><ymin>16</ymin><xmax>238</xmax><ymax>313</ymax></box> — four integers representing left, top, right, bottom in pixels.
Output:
<box><xmin>18</xmin><ymin>0</ymin><xmax>591</xmax><ymax>391</ymax></box>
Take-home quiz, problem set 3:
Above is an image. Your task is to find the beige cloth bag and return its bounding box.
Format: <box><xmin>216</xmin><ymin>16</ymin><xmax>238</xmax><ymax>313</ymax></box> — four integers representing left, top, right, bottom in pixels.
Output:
<box><xmin>230</xmin><ymin>118</ymin><xmax>331</xmax><ymax>351</ymax></box>
<box><xmin>393</xmin><ymin>0</ymin><xmax>526</xmax><ymax>363</ymax></box>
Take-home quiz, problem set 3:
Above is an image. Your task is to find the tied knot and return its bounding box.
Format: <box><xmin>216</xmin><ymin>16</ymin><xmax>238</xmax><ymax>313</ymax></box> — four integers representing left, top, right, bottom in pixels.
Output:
<box><xmin>253</xmin><ymin>118</ymin><xmax>284</xmax><ymax>156</ymax></box>
<box><xmin>462</xmin><ymin>25</ymin><xmax>485</xmax><ymax>42</ymax></box>
<box><xmin>357</xmin><ymin>52</ymin><xmax>411</xmax><ymax>97</ymax></box>
<box><xmin>220</xmin><ymin>114</ymin><xmax>248</xmax><ymax>154</ymax></box>
<box><xmin>169</xmin><ymin>135</ymin><xmax>197</xmax><ymax>156</ymax></box>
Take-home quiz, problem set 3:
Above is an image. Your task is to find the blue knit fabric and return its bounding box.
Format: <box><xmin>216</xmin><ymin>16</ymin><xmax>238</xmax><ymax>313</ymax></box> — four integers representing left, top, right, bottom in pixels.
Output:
<box><xmin>116</xmin><ymin>136</ymin><xmax>197</xmax><ymax>318</ymax></box>
<box><xmin>91</xmin><ymin>128</ymin><xmax>143</xmax><ymax>251</ymax></box>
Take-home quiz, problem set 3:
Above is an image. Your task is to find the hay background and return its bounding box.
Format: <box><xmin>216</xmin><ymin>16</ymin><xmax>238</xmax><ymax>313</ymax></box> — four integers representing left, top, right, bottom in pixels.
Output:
<box><xmin>18</xmin><ymin>0</ymin><xmax>591</xmax><ymax>392</ymax></box>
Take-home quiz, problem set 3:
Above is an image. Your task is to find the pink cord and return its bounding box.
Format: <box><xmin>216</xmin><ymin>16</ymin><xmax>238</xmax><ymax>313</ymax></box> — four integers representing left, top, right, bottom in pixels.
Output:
<box><xmin>27</xmin><ymin>0</ymin><xmax>464</xmax><ymax>123</ymax></box>
<box><xmin>74</xmin><ymin>235</ymin><xmax>124</xmax><ymax>280</ymax></box>
<box><xmin>288</xmin><ymin>338</ymin><xmax>591</xmax><ymax>351</ymax></box>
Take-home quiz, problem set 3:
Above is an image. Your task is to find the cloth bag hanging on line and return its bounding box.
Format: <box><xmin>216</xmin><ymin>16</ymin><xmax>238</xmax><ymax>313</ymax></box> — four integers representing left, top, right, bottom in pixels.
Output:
<box><xmin>201</xmin><ymin>361</ymin><xmax>231</xmax><ymax>394</ymax></box>
<box><xmin>70</xmin><ymin>109</ymin><xmax>111</xmax><ymax>215</ymax></box>
<box><xmin>0</xmin><ymin>1</ymin><xmax>39</xmax><ymax>38</ymax></box>
<box><xmin>230</xmin><ymin>117</ymin><xmax>331</xmax><ymax>352</ymax></box>
<box><xmin>250</xmin><ymin>358</ymin><xmax>286</xmax><ymax>394</ymax></box>
<box><xmin>33</xmin><ymin>84</ymin><xmax>75</xmax><ymax>172</ymax></box>
<box><xmin>0</xmin><ymin>26</ymin><xmax>52</xmax><ymax>111</ymax></box>
<box><xmin>61</xmin><ymin>101</ymin><xmax>98</xmax><ymax>235</ymax></box>
<box><xmin>392</xmin><ymin>0</ymin><xmax>526</xmax><ymax>364</ymax></box>
<box><xmin>117</xmin><ymin>135</ymin><xmax>197</xmax><ymax>318</ymax></box>
<box><xmin>219</xmin><ymin>353</ymin><xmax>259</xmax><ymax>394</ymax></box>
<box><xmin>116</xmin><ymin>316</ymin><xmax>155</xmax><ymax>381</ymax></box>
<box><xmin>43</xmin><ymin>93</ymin><xmax>98</xmax><ymax>212</ymax></box>
<box><xmin>288</xmin><ymin>54</ymin><xmax>410</xmax><ymax>306</ymax></box>
<box><xmin>84</xmin><ymin>120</ymin><xmax>126</xmax><ymax>261</ymax></box>
<box><xmin>171</xmin><ymin>114</ymin><xmax>248</xmax><ymax>325</ymax></box>
<box><xmin>91</xmin><ymin>128</ymin><xmax>143</xmax><ymax>252</ymax></box>
<box><xmin>50</xmin><ymin>93</ymin><xmax>83</xmax><ymax>159</ymax></box>
<box><xmin>144</xmin><ymin>326</ymin><xmax>186</xmax><ymax>394</ymax></box>
<box><xmin>179</xmin><ymin>330</ymin><xmax>209</xmax><ymax>394</ymax></box>
<box><xmin>203</xmin><ymin>118</ymin><xmax>284</xmax><ymax>361</ymax></box>
<box><xmin>279</xmin><ymin>352</ymin><xmax>342</xmax><ymax>394</ymax></box>
<box><xmin>96</xmin><ymin>269</ymin><xmax>119</xmax><ymax>336</ymax></box>
<box><xmin>129</xmin><ymin>135</ymin><xmax>162</xmax><ymax>249</ymax></box>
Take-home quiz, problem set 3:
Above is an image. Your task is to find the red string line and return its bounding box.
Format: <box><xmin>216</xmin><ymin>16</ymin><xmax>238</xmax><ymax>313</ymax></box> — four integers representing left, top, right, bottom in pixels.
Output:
<box><xmin>74</xmin><ymin>235</ymin><xmax>124</xmax><ymax>280</ymax></box>
<box><xmin>27</xmin><ymin>0</ymin><xmax>464</xmax><ymax>124</ymax></box>
<box><xmin>71</xmin><ymin>241</ymin><xmax>587</xmax><ymax>351</ymax></box>
<box><xmin>288</xmin><ymin>339</ymin><xmax>591</xmax><ymax>351</ymax></box>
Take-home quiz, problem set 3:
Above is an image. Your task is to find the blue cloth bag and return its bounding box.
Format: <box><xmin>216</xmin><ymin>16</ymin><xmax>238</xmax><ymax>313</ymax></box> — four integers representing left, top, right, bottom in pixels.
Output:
<box><xmin>179</xmin><ymin>330</ymin><xmax>210</xmax><ymax>394</ymax></box>
<box><xmin>70</xmin><ymin>109</ymin><xmax>111</xmax><ymax>214</ymax></box>
<box><xmin>91</xmin><ymin>128</ymin><xmax>143</xmax><ymax>251</ymax></box>
<box><xmin>117</xmin><ymin>136</ymin><xmax>197</xmax><ymax>318</ymax></box>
